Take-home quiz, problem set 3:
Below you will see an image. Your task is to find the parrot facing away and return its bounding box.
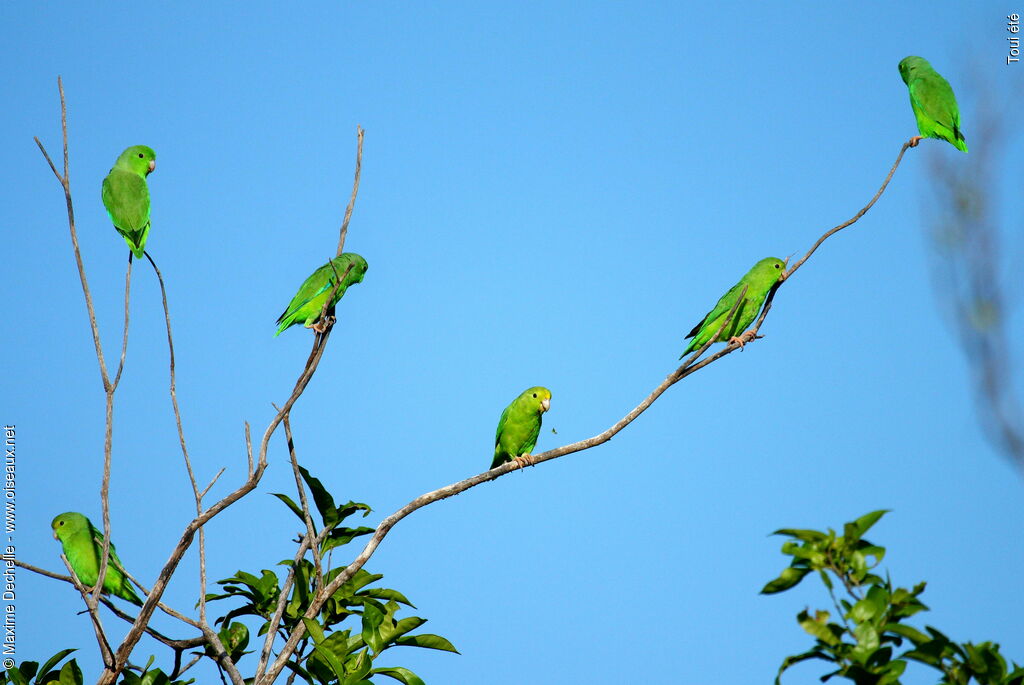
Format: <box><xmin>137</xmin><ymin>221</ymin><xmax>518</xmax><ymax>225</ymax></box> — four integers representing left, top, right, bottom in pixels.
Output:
<box><xmin>101</xmin><ymin>145</ymin><xmax>157</xmax><ymax>258</ymax></box>
<box><xmin>275</xmin><ymin>253</ymin><xmax>369</xmax><ymax>336</ymax></box>
<box><xmin>680</xmin><ymin>257</ymin><xmax>786</xmax><ymax>358</ymax></box>
<box><xmin>492</xmin><ymin>386</ymin><xmax>552</xmax><ymax>470</ymax></box>
<box><xmin>898</xmin><ymin>56</ymin><xmax>968</xmax><ymax>153</ymax></box>
<box><xmin>51</xmin><ymin>512</ymin><xmax>143</xmax><ymax>606</ymax></box>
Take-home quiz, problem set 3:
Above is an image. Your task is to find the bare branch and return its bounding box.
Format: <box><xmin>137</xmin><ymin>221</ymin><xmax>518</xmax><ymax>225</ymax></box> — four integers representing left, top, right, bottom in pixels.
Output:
<box><xmin>784</xmin><ymin>140</ymin><xmax>912</xmax><ymax>280</ymax></box>
<box><xmin>200</xmin><ymin>468</ymin><xmax>227</xmax><ymax>499</ymax></box>
<box><xmin>281</xmin><ymin>413</ymin><xmax>324</xmax><ymax>588</ymax></box>
<box><xmin>336</xmin><ymin>125</ymin><xmax>364</xmax><ymax>257</ymax></box>
<box><xmin>58</xmin><ymin>554</ymin><xmax>114</xmax><ymax>666</ymax></box>
<box><xmin>111</xmin><ymin>255</ymin><xmax>133</xmax><ymax>389</ymax></box>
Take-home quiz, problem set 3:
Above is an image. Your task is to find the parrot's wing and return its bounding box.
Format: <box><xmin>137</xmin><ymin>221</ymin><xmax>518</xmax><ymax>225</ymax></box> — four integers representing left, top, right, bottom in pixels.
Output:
<box><xmin>102</xmin><ymin>171</ymin><xmax>150</xmax><ymax>232</ymax></box>
<box><xmin>494</xmin><ymin>404</ymin><xmax>512</xmax><ymax>447</ymax></box>
<box><xmin>686</xmin><ymin>281</ymin><xmax>746</xmax><ymax>339</ymax></box>
<box><xmin>908</xmin><ymin>74</ymin><xmax>960</xmax><ymax>135</ymax></box>
<box><xmin>276</xmin><ymin>266</ymin><xmax>334</xmax><ymax>325</ymax></box>
<box><xmin>521</xmin><ymin>415</ymin><xmax>542</xmax><ymax>455</ymax></box>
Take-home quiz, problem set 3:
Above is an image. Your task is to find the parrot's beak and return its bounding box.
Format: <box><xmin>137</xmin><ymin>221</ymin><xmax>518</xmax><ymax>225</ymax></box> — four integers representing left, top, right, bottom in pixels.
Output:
<box><xmin>52</xmin><ymin>530</ymin><xmax>58</xmax><ymax>540</ymax></box>
<box><xmin>148</xmin><ymin>160</ymin><xmax>157</xmax><ymax>173</ymax></box>
<box><xmin>541</xmin><ymin>398</ymin><xmax>550</xmax><ymax>412</ymax></box>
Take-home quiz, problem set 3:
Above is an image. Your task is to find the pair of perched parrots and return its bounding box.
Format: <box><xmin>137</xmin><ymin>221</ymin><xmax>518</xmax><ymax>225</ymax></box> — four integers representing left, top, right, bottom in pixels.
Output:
<box><xmin>64</xmin><ymin>56</ymin><xmax>966</xmax><ymax>607</ymax></box>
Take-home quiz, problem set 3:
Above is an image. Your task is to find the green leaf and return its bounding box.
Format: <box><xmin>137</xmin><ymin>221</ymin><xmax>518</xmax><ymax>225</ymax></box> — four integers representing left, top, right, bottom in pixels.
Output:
<box><xmin>850</xmin><ymin>585</ymin><xmax>889</xmax><ymax>624</ymax></box>
<box><xmin>321</xmin><ymin>527</ymin><xmax>375</xmax><ymax>555</ymax></box>
<box><xmin>761</xmin><ymin>566</ymin><xmax>811</xmax><ymax>594</ymax></box>
<box><xmin>302</xmin><ymin>617</ymin><xmax>328</xmax><ymax>644</ymax></box>
<box><xmin>362</xmin><ymin>602</ymin><xmax>386</xmax><ymax>653</ymax></box>
<box><xmin>370</xmin><ymin>667</ymin><xmax>426</xmax><ymax>685</ymax></box>
<box><xmin>36</xmin><ymin>651</ymin><xmax>75</xmax><ymax>681</ymax></box>
<box><xmin>772</xmin><ymin>528</ymin><xmax>828</xmax><ymax>543</ymax></box>
<box><xmin>140</xmin><ymin>668</ymin><xmax>170</xmax><ymax>685</ymax></box>
<box><xmin>303</xmin><ymin>618</ymin><xmax>346</xmax><ymax>683</ymax></box>
<box><xmin>393</xmin><ymin>634</ymin><xmax>460</xmax><ymax>654</ymax></box>
<box><xmin>773</xmin><ymin>649</ymin><xmax>830</xmax><ymax>685</ymax></box>
<box><xmin>850</xmin><ymin>622</ymin><xmax>881</xmax><ymax>664</ymax></box>
<box><xmin>271</xmin><ymin>493</ymin><xmax>304</xmax><ymax>521</ymax></box>
<box><xmin>887</xmin><ymin>624</ymin><xmax>931</xmax><ymax>646</ymax></box>
<box><xmin>797</xmin><ymin>609</ymin><xmax>841</xmax><ymax>647</ymax></box>
<box><xmin>281</xmin><ymin>660</ymin><xmax>316</xmax><ymax>685</ymax></box>
<box><xmin>360</xmin><ymin>588</ymin><xmax>414</xmax><ymax>608</ymax></box>
<box><xmin>386</xmin><ymin>616</ymin><xmax>426</xmax><ymax>644</ymax></box>
<box><xmin>849</xmin><ymin>510</ymin><xmax>889</xmax><ymax>539</ymax></box>
<box><xmin>341</xmin><ymin>651</ymin><xmax>372</xmax><ymax>685</ymax></box>
<box><xmin>55</xmin><ymin>660</ymin><xmax>81</xmax><ymax>685</ymax></box>
<box><xmin>6</xmin><ymin>667</ymin><xmax>29</xmax><ymax>685</ymax></box>
<box><xmin>298</xmin><ymin>466</ymin><xmax>340</xmax><ymax>528</ymax></box>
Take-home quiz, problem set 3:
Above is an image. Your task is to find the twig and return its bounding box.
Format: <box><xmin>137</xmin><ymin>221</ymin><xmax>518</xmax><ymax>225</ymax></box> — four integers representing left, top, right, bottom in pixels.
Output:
<box><xmin>281</xmin><ymin>412</ymin><xmax>324</xmax><ymax>588</ymax></box>
<box><xmin>254</xmin><ymin>524</ymin><xmax>332</xmax><ymax>680</ymax></box>
<box><xmin>336</xmin><ymin>126</ymin><xmax>364</xmax><ymax>257</ymax></box>
<box><xmin>748</xmin><ymin>140</ymin><xmax>913</xmax><ymax>340</ymax></box>
<box><xmin>111</xmin><ymin>255</ymin><xmax>133</xmax><ymax>388</ymax></box>
<box><xmin>784</xmin><ymin>141</ymin><xmax>912</xmax><ymax>280</ymax></box>
<box><xmin>143</xmin><ymin>251</ymin><xmax>212</xmax><ymax>629</ymax></box>
<box><xmin>58</xmin><ymin>555</ymin><xmax>114</xmax><ymax>665</ymax></box>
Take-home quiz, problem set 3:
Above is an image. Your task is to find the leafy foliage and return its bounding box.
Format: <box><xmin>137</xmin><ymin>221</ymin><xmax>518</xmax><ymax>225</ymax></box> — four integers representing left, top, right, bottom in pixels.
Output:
<box><xmin>765</xmin><ymin>510</ymin><xmax>1024</xmax><ymax>685</ymax></box>
<box><xmin>0</xmin><ymin>651</ymin><xmax>192</xmax><ymax>685</ymax></box>
<box><xmin>204</xmin><ymin>466</ymin><xmax>457</xmax><ymax>684</ymax></box>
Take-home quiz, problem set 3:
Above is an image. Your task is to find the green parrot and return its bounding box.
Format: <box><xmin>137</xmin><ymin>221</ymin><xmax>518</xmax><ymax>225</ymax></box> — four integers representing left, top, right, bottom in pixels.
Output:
<box><xmin>101</xmin><ymin>145</ymin><xmax>157</xmax><ymax>258</ymax></box>
<box><xmin>898</xmin><ymin>56</ymin><xmax>968</xmax><ymax>153</ymax></box>
<box><xmin>275</xmin><ymin>253</ymin><xmax>369</xmax><ymax>336</ymax></box>
<box><xmin>491</xmin><ymin>386</ymin><xmax>552</xmax><ymax>470</ymax></box>
<box><xmin>680</xmin><ymin>257</ymin><xmax>786</xmax><ymax>358</ymax></box>
<box><xmin>51</xmin><ymin>512</ymin><xmax>143</xmax><ymax>606</ymax></box>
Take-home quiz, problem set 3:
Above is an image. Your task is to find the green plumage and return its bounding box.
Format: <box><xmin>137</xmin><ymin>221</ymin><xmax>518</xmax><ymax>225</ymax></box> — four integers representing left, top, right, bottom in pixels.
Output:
<box><xmin>898</xmin><ymin>56</ymin><xmax>968</xmax><ymax>153</ymax></box>
<box><xmin>275</xmin><ymin>253</ymin><xmax>369</xmax><ymax>336</ymax></box>
<box><xmin>51</xmin><ymin>512</ymin><xmax>143</xmax><ymax>606</ymax></box>
<box><xmin>101</xmin><ymin>145</ymin><xmax>157</xmax><ymax>258</ymax></box>
<box><xmin>491</xmin><ymin>387</ymin><xmax>552</xmax><ymax>468</ymax></box>
<box><xmin>681</xmin><ymin>257</ymin><xmax>786</xmax><ymax>357</ymax></box>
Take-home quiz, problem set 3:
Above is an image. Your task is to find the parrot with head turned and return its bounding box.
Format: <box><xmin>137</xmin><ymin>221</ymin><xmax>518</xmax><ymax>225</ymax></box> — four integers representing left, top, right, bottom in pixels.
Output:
<box><xmin>898</xmin><ymin>56</ymin><xmax>968</xmax><ymax>153</ymax></box>
<box><xmin>275</xmin><ymin>253</ymin><xmax>368</xmax><ymax>336</ymax></box>
<box><xmin>101</xmin><ymin>145</ymin><xmax>157</xmax><ymax>258</ymax></box>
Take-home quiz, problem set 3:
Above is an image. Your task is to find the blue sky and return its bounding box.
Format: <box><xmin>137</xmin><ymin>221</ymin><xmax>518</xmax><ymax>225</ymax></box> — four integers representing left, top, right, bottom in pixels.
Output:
<box><xmin>3</xmin><ymin>2</ymin><xmax>1023</xmax><ymax>683</ymax></box>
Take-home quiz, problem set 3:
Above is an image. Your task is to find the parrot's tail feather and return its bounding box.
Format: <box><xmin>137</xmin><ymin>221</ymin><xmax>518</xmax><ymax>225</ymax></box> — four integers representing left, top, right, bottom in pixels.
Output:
<box><xmin>954</xmin><ymin>129</ymin><xmax>968</xmax><ymax>153</ymax></box>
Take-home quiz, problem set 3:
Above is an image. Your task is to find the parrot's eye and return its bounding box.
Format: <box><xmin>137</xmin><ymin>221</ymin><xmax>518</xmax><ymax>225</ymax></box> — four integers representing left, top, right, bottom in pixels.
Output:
<box><xmin>59</xmin><ymin>520</ymin><xmax>64</xmax><ymax>526</ymax></box>
<box><xmin>138</xmin><ymin>153</ymin><xmax>144</xmax><ymax>158</ymax></box>
<box><xmin>532</xmin><ymin>393</ymin><xmax>537</xmax><ymax>398</ymax></box>
<box><xmin>774</xmin><ymin>263</ymin><xmax>781</xmax><ymax>269</ymax></box>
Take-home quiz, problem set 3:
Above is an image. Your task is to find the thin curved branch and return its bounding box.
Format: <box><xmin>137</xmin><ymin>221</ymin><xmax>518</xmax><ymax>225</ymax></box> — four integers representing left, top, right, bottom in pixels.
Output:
<box><xmin>749</xmin><ymin>140</ymin><xmax>912</xmax><ymax>338</ymax></box>
<box><xmin>111</xmin><ymin>255</ymin><xmax>133</xmax><ymax>389</ymax></box>
<box><xmin>143</xmin><ymin>251</ymin><xmax>209</xmax><ymax>629</ymax></box>
<box><xmin>336</xmin><ymin>125</ymin><xmax>364</xmax><ymax>257</ymax></box>
<box><xmin>258</xmin><ymin>139</ymin><xmax>913</xmax><ymax>684</ymax></box>
<box><xmin>57</xmin><ymin>555</ymin><xmax>114</xmax><ymax>666</ymax></box>
<box><xmin>281</xmin><ymin>413</ymin><xmax>324</xmax><ymax>587</ymax></box>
